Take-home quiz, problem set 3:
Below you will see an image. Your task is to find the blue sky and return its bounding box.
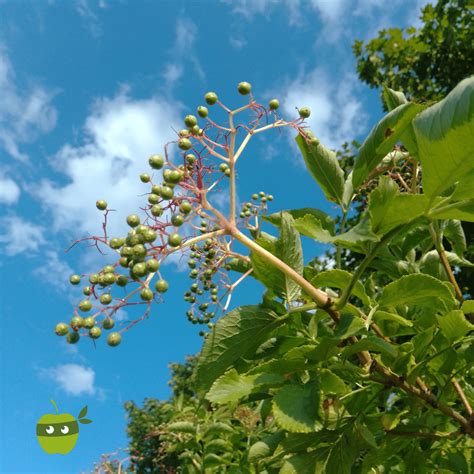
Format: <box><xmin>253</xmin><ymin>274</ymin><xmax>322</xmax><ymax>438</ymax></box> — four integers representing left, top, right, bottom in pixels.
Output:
<box><xmin>0</xmin><ymin>1</ymin><xmax>428</xmax><ymax>472</ymax></box>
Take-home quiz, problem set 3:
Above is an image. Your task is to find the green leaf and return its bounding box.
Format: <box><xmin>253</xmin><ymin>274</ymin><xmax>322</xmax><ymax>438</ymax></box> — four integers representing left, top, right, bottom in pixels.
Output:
<box><xmin>166</xmin><ymin>421</ymin><xmax>196</xmax><ymax>434</ymax></box>
<box><xmin>196</xmin><ymin>305</ymin><xmax>286</xmax><ymax>391</ymax></box>
<box><xmin>296</xmin><ymin>134</ymin><xmax>345</xmax><ymax>206</ymax></box>
<box><xmin>373</xmin><ymin>310</ymin><xmax>413</xmax><ymax>327</ymax></box>
<box><xmin>78</xmin><ymin>406</ymin><xmax>88</xmax><ymax>419</ymax></box>
<box><xmin>273</xmin><ymin>383</ymin><xmax>322</xmax><ymax>433</ymax></box>
<box><xmin>413</xmin><ymin>76</ymin><xmax>474</xmax><ymax>198</ymax></box>
<box><xmin>251</xmin><ymin>214</ymin><xmax>303</xmax><ymax>301</ymax></box>
<box><xmin>343</xmin><ymin>173</ymin><xmax>354</xmax><ymax>209</ymax></box>
<box><xmin>368</xmin><ymin>176</ymin><xmax>429</xmax><ymax>235</ymax></box>
<box><xmin>334</xmin><ymin>313</ymin><xmax>366</xmax><ymax>339</ymax></box>
<box><xmin>378</xmin><ymin>274</ymin><xmax>456</xmax><ymax>310</ymax></box>
<box><xmin>352</xmin><ymin>102</ymin><xmax>425</xmax><ymax>188</ymax></box>
<box><xmin>295</xmin><ymin>214</ymin><xmax>379</xmax><ymax>252</ymax></box>
<box><xmin>461</xmin><ymin>300</ymin><xmax>474</xmax><ymax>314</ymax></box>
<box><xmin>280</xmin><ymin>453</ymin><xmax>321</xmax><ymax>473</ymax></box>
<box><xmin>248</xmin><ymin>432</ymin><xmax>284</xmax><ymax>462</ymax></box>
<box><xmin>342</xmin><ymin>336</ymin><xmax>398</xmax><ymax>358</ymax></box>
<box><xmin>278</xmin><ymin>212</ymin><xmax>304</xmax><ymax>302</ymax></box>
<box><xmin>443</xmin><ymin>220</ymin><xmax>467</xmax><ymax>256</ymax></box>
<box><xmin>206</xmin><ymin>369</ymin><xmax>284</xmax><ymax>404</ymax></box>
<box><xmin>78</xmin><ymin>418</ymin><xmax>92</xmax><ymax>424</ymax></box>
<box><xmin>310</xmin><ymin>269</ymin><xmax>370</xmax><ymax>307</ymax></box>
<box><xmin>382</xmin><ymin>86</ymin><xmax>407</xmax><ymax>111</ymax></box>
<box><xmin>319</xmin><ymin>369</ymin><xmax>349</xmax><ymax>395</ymax></box>
<box><xmin>264</xmin><ymin>208</ymin><xmax>335</xmax><ymax>234</ymax></box>
<box><xmin>325</xmin><ymin>434</ymin><xmax>359</xmax><ymax>474</ymax></box>
<box><xmin>437</xmin><ymin>310</ymin><xmax>474</xmax><ymax>342</ymax></box>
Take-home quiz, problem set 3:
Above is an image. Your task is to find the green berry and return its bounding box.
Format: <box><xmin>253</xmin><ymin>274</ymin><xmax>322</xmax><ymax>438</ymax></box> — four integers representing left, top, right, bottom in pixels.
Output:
<box><xmin>55</xmin><ymin>323</ymin><xmax>69</xmax><ymax>336</ymax></box>
<box><xmin>168</xmin><ymin>233</ymin><xmax>182</xmax><ymax>247</ymax></box>
<box><xmin>205</xmin><ymin>92</ymin><xmax>218</xmax><ymax>105</ymax></box>
<box><xmin>155</xmin><ymin>279</ymin><xmax>169</xmax><ymax>293</ymax></box>
<box><xmin>269</xmin><ymin>99</ymin><xmax>279</xmax><ymax>110</ymax></box>
<box><xmin>78</xmin><ymin>300</ymin><xmax>92</xmax><ymax>312</ymax></box>
<box><xmin>178</xmin><ymin>138</ymin><xmax>192</xmax><ymax>150</ymax></box>
<box><xmin>70</xmin><ymin>316</ymin><xmax>84</xmax><ymax>330</ymax></box>
<box><xmin>219</xmin><ymin>163</ymin><xmax>229</xmax><ymax>172</ymax></box>
<box><xmin>140</xmin><ymin>173</ymin><xmax>151</xmax><ymax>183</ymax></box>
<box><xmin>140</xmin><ymin>288</ymin><xmax>154</xmax><ymax>301</ymax></box>
<box><xmin>83</xmin><ymin>316</ymin><xmax>95</xmax><ymax>329</ymax></box>
<box><xmin>67</xmin><ymin>332</ymin><xmax>80</xmax><ymax>344</ymax></box>
<box><xmin>102</xmin><ymin>317</ymin><xmax>115</xmax><ymax>330</ymax></box>
<box><xmin>100</xmin><ymin>293</ymin><xmax>113</xmax><ymax>305</ymax></box>
<box><xmin>109</xmin><ymin>237</ymin><xmax>124</xmax><ymax>249</ymax></box>
<box><xmin>179</xmin><ymin>129</ymin><xmax>190</xmax><ymax>138</ymax></box>
<box><xmin>116</xmin><ymin>275</ymin><xmax>128</xmax><ymax>287</ymax></box>
<box><xmin>103</xmin><ymin>265</ymin><xmax>115</xmax><ymax>273</ymax></box>
<box><xmin>186</xmin><ymin>154</ymin><xmax>196</xmax><ymax>164</ymax></box>
<box><xmin>133</xmin><ymin>262</ymin><xmax>147</xmax><ymax>277</ymax></box>
<box><xmin>133</xmin><ymin>244</ymin><xmax>147</xmax><ymax>259</ymax></box>
<box><xmin>151</xmin><ymin>185</ymin><xmax>161</xmax><ymax>195</ymax></box>
<box><xmin>69</xmin><ymin>274</ymin><xmax>81</xmax><ymax>285</ymax></box>
<box><xmin>83</xmin><ymin>286</ymin><xmax>92</xmax><ymax>296</ymax></box>
<box><xmin>142</xmin><ymin>229</ymin><xmax>157</xmax><ymax>243</ymax></box>
<box><xmin>127</xmin><ymin>214</ymin><xmax>141</xmax><ymax>227</ymax></box>
<box><xmin>107</xmin><ymin>332</ymin><xmax>122</xmax><ymax>347</ymax></box>
<box><xmin>89</xmin><ymin>326</ymin><xmax>102</xmax><ymax>339</ymax></box>
<box><xmin>96</xmin><ymin>200</ymin><xmax>107</xmax><ymax>211</ymax></box>
<box><xmin>299</xmin><ymin>107</ymin><xmax>311</xmax><ymax>118</ymax></box>
<box><xmin>89</xmin><ymin>274</ymin><xmax>99</xmax><ymax>284</ymax></box>
<box><xmin>237</xmin><ymin>81</ymin><xmax>252</xmax><ymax>95</ymax></box>
<box><xmin>251</xmin><ymin>194</ymin><xmax>258</xmax><ymax>200</ymax></box>
<box><xmin>184</xmin><ymin>115</ymin><xmax>197</xmax><ymax>127</ymax></box>
<box><xmin>179</xmin><ymin>200</ymin><xmax>192</xmax><ymax>214</ymax></box>
<box><xmin>119</xmin><ymin>257</ymin><xmax>129</xmax><ymax>268</ymax></box>
<box><xmin>148</xmin><ymin>193</ymin><xmax>160</xmax><ymax>205</ymax></box>
<box><xmin>197</xmin><ymin>106</ymin><xmax>208</xmax><ymax>118</ymax></box>
<box><xmin>146</xmin><ymin>259</ymin><xmax>160</xmax><ymax>272</ymax></box>
<box><xmin>160</xmin><ymin>186</ymin><xmax>174</xmax><ymax>200</ymax></box>
<box><xmin>171</xmin><ymin>214</ymin><xmax>184</xmax><ymax>226</ymax></box>
<box><xmin>151</xmin><ymin>205</ymin><xmax>163</xmax><ymax>217</ymax></box>
<box><xmin>103</xmin><ymin>273</ymin><xmax>116</xmax><ymax>285</ymax></box>
<box><xmin>149</xmin><ymin>154</ymin><xmax>164</xmax><ymax>169</ymax></box>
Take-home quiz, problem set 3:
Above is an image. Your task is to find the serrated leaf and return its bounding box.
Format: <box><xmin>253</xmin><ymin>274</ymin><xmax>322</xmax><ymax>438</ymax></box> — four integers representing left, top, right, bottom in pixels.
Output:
<box><xmin>325</xmin><ymin>434</ymin><xmax>359</xmax><ymax>474</ymax></box>
<box><xmin>413</xmin><ymin>76</ymin><xmax>474</xmax><ymax>198</ymax></box>
<box><xmin>437</xmin><ymin>310</ymin><xmax>474</xmax><ymax>342</ymax></box>
<box><xmin>319</xmin><ymin>369</ymin><xmax>348</xmax><ymax>395</ymax></box>
<box><xmin>378</xmin><ymin>274</ymin><xmax>456</xmax><ymax>310</ymax></box>
<box><xmin>443</xmin><ymin>220</ymin><xmax>467</xmax><ymax>256</ymax></box>
<box><xmin>334</xmin><ymin>313</ymin><xmax>366</xmax><ymax>339</ymax></box>
<box><xmin>166</xmin><ymin>421</ymin><xmax>196</xmax><ymax>434</ymax></box>
<box><xmin>352</xmin><ymin>102</ymin><xmax>425</xmax><ymax>188</ymax></box>
<box><xmin>294</xmin><ymin>214</ymin><xmax>378</xmax><ymax>252</ymax></box>
<box><xmin>264</xmin><ymin>208</ymin><xmax>335</xmax><ymax>234</ymax></box>
<box><xmin>342</xmin><ymin>336</ymin><xmax>398</xmax><ymax>358</ymax></box>
<box><xmin>310</xmin><ymin>269</ymin><xmax>370</xmax><ymax>307</ymax></box>
<box><xmin>78</xmin><ymin>418</ymin><xmax>92</xmax><ymax>424</ymax></box>
<box><xmin>368</xmin><ymin>176</ymin><xmax>429</xmax><ymax>235</ymax></box>
<box><xmin>196</xmin><ymin>305</ymin><xmax>285</xmax><ymax>392</ymax></box>
<box><xmin>273</xmin><ymin>383</ymin><xmax>322</xmax><ymax>433</ymax></box>
<box><xmin>206</xmin><ymin>369</ymin><xmax>284</xmax><ymax>404</ymax></box>
<box><xmin>78</xmin><ymin>406</ymin><xmax>88</xmax><ymax>419</ymax></box>
<box><xmin>280</xmin><ymin>453</ymin><xmax>320</xmax><ymax>473</ymax></box>
<box><xmin>461</xmin><ymin>300</ymin><xmax>474</xmax><ymax>314</ymax></box>
<box><xmin>373</xmin><ymin>310</ymin><xmax>413</xmax><ymax>327</ymax></box>
<box><xmin>296</xmin><ymin>134</ymin><xmax>344</xmax><ymax>205</ymax></box>
<box><xmin>248</xmin><ymin>432</ymin><xmax>284</xmax><ymax>462</ymax></box>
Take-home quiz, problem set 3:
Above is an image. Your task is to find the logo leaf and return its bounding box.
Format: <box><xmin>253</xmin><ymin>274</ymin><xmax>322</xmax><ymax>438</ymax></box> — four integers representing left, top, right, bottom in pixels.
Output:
<box><xmin>78</xmin><ymin>405</ymin><xmax>88</xmax><ymax>419</ymax></box>
<box><xmin>79</xmin><ymin>418</ymin><xmax>93</xmax><ymax>424</ymax></box>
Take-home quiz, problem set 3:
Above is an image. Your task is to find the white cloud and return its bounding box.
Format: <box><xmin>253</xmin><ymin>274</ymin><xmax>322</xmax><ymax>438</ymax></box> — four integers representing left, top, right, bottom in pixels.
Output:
<box><xmin>33</xmin><ymin>250</ymin><xmax>74</xmax><ymax>293</ymax></box>
<box><xmin>37</xmin><ymin>89</ymin><xmax>181</xmax><ymax>238</ymax></box>
<box><xmin>0</xmin><ymin>47</ymin><xmax>57</xmax><ymax>161</ymax></box>
<box><xmin>0</xmin><ymin>215</ymin><xmax>45</xmax><ymax>256</ymax></box>
<box><xmin>0</xmin><ymin>173</ymin><xmax>20</xmax><ymax>204</ymax></box>
<box><xmin>281</xmin><ymin>68</ymin><xmax>367</xmax><ymax>149</ymax></box>
<box><xmin>75</xmin><ymin>0</ymin><xmax>103</xmax><ymax>37</ymax></box>
<box><xmin>229</xmin><ymin>36</ymin><xmax>247</xmax><ymax>50</ymax></box>
<box><xmin>41</xmin><ymin>363</ymin><xmax>98</xmax><ymax>396</ymax></box>
<box><xmin>310</xmin><ymin>0</ymin><xmax>346</xmax><ymax>22</ymax></box>
<box><xmin>223</xmin><ymin>0</ymin><xmax>301</xmax><ymax>24</ymax></box>
<box><xmin>163</xmin><ymin>18</ymin><xmax>205</xmax><ymax>90</ymax></box>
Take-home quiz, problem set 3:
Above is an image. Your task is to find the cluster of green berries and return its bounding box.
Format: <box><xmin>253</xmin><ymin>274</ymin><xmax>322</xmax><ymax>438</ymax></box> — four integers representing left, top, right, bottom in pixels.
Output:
<box><xmin>239</xmin><ymin>192</ymin><xmax>273</xmax><ymax>219</ymax></box>
<box><xmin>182</xmin><ymin>240</ymin><xmax>223</xmax><ymax>325</ymax></box>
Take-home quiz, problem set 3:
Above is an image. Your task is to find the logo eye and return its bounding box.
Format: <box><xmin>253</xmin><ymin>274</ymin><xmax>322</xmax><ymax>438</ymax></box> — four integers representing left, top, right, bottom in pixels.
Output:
<box><xmin>61</xmin><ymin>425</ymin><xmax>69</xmax><ymax>434</ymax></box>
<box><xmin>46</xmin><ymin>425</ymin><xmax>54</xmax><ymax>434</ymax></box>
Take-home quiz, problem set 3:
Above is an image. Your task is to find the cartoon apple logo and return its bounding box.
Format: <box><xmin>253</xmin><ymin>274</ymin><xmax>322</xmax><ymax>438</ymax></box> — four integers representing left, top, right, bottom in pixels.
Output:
<box><xmin>36</xmin><ymin>399</ymin><xmax>92</xmax><ymax>454</ymax></box>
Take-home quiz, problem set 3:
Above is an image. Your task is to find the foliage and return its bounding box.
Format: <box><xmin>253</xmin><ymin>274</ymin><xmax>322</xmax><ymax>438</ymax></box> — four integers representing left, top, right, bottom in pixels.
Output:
<box><xmin>353</xmin><ymin>0</ymin><xmax>474</xmax><ymax>102</ymax></box>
